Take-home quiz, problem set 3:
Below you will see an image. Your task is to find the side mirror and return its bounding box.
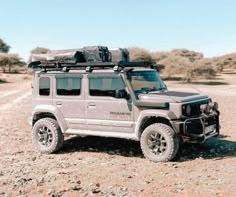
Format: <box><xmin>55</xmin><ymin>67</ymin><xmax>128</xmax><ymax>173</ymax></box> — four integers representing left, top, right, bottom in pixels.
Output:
<box><xmin>115</xmin><ymin>89</ymin><xmax>129</xmax><ymax>99</ymax></box>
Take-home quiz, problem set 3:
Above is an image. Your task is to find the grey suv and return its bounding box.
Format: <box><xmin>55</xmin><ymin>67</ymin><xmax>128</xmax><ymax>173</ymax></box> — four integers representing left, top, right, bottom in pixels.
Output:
<box><xmin>30</xmin><ymin>56</ymin><xmax>220</xmax><ymax>162</ymax></box>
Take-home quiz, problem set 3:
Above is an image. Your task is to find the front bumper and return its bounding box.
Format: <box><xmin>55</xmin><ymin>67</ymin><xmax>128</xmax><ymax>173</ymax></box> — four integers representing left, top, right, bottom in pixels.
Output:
<box><xmin>172</xmin><ymin>112</ymin><xmax>220</xmax><ymax>143</ymax></box>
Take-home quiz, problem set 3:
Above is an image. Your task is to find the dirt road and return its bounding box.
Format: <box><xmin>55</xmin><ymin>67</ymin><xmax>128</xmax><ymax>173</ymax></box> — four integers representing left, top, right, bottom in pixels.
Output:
<box><xmin>0</xmin><ymin>73</ymin><xmax>235</xmax><ymax>197</ymax></box>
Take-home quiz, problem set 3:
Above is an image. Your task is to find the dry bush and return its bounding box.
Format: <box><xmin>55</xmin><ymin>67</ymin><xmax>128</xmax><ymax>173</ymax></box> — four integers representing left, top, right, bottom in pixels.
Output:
<box><xmin>128</xmin><ymin>47</ymin><xmax>153</xmax><ymax>62</ymax></box>
<box><xmin>0</xmin><ymin>53</ymin><xmax>25</xmax><ymax>73</ymax></box>
<box><xmin>158</xmin><ymin>54</ymin><xmax>192</xmax><ymax>78</ymax></box>
<box><xmin>188</xmin><ymin>64</ymin><xmax>216</xmax><ymax>80</ymax></box>
<box><xmin>151</xmin><ymin>51</ymin><xmax>169</xmax><ymax>62</ymax></box>
<box><xmin>31</xmin><ymin>47</ymin><xmax>49</xmax><ymax>54</ymax></box>
<box><xmin>128</xmin><ymin>47</ymin><xmax>234</xmax><ymax>81</ymax></box>
<box><xmin>212</xmin><ymin>53</ymin><xmax>236</xmax><ymax>70</ymax></box>
<box><xmin>152</xmin><ymin>49</ymin><xmax>218</xmax><ymax>81</ymax></box>
<box><xmin>171</xmin><ymin>49</ymin><xmax>203</xmax><ymax>62</ymax></box>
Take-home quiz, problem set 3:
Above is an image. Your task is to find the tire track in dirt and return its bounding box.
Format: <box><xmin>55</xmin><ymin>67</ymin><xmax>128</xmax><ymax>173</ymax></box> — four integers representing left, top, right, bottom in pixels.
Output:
<box><xmin>0</xmin><ymin>91</ymin><xmax>31</xmax><ymax>111</ymax></box>
<box><xmin>0</xmin><ymin>90</ymin><xmax>19</xmax><ymax>98</ymax></box>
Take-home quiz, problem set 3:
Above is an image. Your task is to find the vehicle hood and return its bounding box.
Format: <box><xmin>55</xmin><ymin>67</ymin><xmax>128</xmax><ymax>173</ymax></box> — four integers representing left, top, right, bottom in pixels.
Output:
<box><xmin>139</xmin><ymin>91</ymin><xmax>209</xmax><ymax>103</ymax></box>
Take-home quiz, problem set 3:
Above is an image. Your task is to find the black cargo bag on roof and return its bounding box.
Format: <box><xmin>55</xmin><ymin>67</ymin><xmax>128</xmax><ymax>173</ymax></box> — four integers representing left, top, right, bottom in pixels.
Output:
<box><xmin>82</xmin><ymin>46</ymin><xmax>111</xmax><ymax>62</ymax></box>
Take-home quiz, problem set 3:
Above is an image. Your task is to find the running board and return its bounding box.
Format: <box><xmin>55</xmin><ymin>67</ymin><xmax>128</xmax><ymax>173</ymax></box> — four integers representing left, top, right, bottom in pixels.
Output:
<box><xmin>65</xmin><ymin>129</ymin><xmax>138</xmax><ymax>141</ymax></box>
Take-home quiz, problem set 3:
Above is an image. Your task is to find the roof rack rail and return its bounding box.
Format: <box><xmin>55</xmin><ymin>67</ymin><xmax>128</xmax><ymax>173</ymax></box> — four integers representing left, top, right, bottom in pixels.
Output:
<box><xmin>29</xmin><ymin>60</ymin><xmax>155</xmax><ymax>72</ymax></box>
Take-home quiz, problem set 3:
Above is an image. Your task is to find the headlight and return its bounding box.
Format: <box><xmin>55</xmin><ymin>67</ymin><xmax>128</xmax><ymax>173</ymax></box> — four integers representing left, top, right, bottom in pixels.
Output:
<box><xmin>186</xmin><ymin>105</ymin><xmax>191</xmax><ymax>116</ymax></box>
<box><xmin>182</xmin><ymin>104</ymin><xmax>192</xmax><ymax>116</ymax></box>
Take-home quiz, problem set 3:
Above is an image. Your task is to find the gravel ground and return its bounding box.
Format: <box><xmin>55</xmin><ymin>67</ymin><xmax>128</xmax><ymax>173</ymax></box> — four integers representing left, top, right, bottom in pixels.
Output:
<box><xmin>0</xmin><ymin>73</ymin><xmax>235</xmax><ymax>197</ymax></box>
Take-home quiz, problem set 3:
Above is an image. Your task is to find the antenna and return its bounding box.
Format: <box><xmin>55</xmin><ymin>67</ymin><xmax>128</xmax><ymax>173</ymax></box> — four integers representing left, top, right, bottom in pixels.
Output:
<box><xmin>187</xmin><ymin>82</ymin><xmax>203</xmax><ymax>94</ymax></box>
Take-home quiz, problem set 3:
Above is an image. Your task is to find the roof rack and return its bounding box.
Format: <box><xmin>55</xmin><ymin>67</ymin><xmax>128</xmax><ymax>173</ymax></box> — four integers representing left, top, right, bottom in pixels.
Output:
<box><xmin>29</xmin><ymin>60</ymin><xmax>155</xmax><ymax>72</ymax></box>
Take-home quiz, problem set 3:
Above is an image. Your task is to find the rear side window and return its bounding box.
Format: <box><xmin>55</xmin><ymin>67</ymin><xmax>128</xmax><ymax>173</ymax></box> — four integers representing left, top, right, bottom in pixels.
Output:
<box><xmin>39</xmin><ymin>77</ymin><xmax>50</xmax><ymax>96</ymax></box>
<box><xmin>89</xmin><ymin>77</ymin><xmax>125</xmax><ymax>97</ymax></box>
<box><xmin>56</xmin><ymin>77</ymin><xmax>81</xmax><ymax>96</ymax></box>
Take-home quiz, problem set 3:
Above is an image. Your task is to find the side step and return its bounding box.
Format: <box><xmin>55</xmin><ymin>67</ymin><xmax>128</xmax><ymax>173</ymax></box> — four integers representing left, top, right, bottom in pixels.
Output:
<box><xmin>65</xmin><ymin>129</ymin><xmax>138</xmax><ymax>141</ymax></box>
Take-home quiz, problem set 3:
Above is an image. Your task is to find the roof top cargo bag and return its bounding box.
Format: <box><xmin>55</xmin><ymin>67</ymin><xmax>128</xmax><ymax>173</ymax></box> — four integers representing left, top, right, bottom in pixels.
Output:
<box><xmin>47</xmin><ymin>49</ymin><xmax>85</xmax><ymax>63</ymax></box>
<box><xmin>109</xmin><ymin>48</ymin><xmax>130</xmax><ymax>63</ymax></box>
<box><xmin>82</xmin><ymin>46</ymin><xmax>111</xmax><ymax>62</ymax></box>
<box><xmin>28</xmin><ymin>46</ymin><xmax>114</xmax><ymax>68</ymax></box>
<box><xmin>29</xmin><ymin>49</ymin><xmax>85</xmax><ymax>67</ymax></box>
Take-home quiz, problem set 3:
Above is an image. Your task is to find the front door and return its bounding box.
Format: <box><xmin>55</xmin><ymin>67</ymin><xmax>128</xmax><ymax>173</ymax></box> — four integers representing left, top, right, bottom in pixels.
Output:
<box><xmin>85</xmin><ymin>74</ymin><xmax>134</xmax><ymax>133</ymax></box>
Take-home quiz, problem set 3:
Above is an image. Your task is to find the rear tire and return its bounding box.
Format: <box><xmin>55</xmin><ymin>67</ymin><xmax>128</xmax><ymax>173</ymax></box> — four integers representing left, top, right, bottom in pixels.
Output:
<box><xmin>32</xmin><ymin>118</ymin><xmax>64</xmax><ymax>154</ymax></box>
<box><xmin>140</xmin><ymin>123</ymin><xmax>179</xmax><ymax>162</ymax></box>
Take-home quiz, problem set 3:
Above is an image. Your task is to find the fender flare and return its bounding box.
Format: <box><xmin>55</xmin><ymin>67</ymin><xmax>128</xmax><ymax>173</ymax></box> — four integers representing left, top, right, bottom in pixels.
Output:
<box><xmin>134</xmin><ymin>110</ymin><xmax>177</xmax><ymax>139</ymax></box>
<box><xmin>32</xmin><ymin>105</ymin><xmax>68</xmax><ymax>133</ymax></box>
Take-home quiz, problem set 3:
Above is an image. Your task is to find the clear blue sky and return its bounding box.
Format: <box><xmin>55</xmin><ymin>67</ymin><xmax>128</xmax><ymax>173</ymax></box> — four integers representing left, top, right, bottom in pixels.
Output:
<box><xmin>1</xmin><ymin>0</ymin><xmax>236</xmax><ymax>60</ymax></box>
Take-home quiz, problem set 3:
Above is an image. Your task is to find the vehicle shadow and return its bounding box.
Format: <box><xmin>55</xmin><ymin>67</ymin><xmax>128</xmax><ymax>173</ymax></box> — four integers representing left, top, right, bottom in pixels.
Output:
<box><xmin>178</xmin><ymin>81</ymin><xmax>229</xmax><ymax>86</ymax></box>
<box><xmin>176</xmin><ymin>137</ymin><xmax>236</xmax><ymax>161</ymax></box>
<box><xmin>60</xmin><ymin>136</ymin><xmax>236</xmax><ymax>161</ymax></box>
<box><xmin>60</xmin><ymin>136</ymin><xmax>143</xmax><ymax>158</ymax></box>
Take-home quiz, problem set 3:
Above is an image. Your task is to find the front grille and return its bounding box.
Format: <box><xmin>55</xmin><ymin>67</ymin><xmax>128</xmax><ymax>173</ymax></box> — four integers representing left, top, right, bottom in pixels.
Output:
<box><xmin>185</xmin><ymin>119</ymin><xmax>203</xmax><ymax>135</ymax></box>
<box><xmin>182</xmin><ymin>100</ymin><xmax>209</xmax><ymax>117</ymax></box>
<box><xmin>190</xmin><ymin>103</ymin><xmax>201</xmax><ymax>116</ymax></box>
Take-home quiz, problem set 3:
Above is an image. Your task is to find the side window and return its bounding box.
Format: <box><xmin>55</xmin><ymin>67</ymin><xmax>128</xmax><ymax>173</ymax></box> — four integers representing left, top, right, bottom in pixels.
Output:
<box><xmin>39</xmin><ymin>77</ymin><xmax>50</xmax><ymax>96</ymax></box>
<box><xmin>56</xmin><ymin>77</ymin><xmax>81</xmax><ymax>96</ymax></box>
<box><xmin>89</xmin><ymin>76</ymin><xmax>125</xmax><ymax>97</ymax></box>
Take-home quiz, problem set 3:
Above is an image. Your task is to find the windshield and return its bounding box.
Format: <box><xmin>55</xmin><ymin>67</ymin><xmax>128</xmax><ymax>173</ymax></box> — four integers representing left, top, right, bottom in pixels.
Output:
<box><xmin>128</xmin><ymin>70</ymin><xmax>166</xmax><ymax>95</ymax></box>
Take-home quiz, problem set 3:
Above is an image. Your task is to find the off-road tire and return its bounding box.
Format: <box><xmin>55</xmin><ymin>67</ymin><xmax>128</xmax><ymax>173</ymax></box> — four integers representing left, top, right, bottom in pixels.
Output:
<box><xmin>32</xmin><ymin>118</ymin><xmax>64</xmax><ymax>154</ymax></box>
<box><xmin>140</xmin><ymin>123</ymin><xmax>179</xmax><ymax>162</ymax></box>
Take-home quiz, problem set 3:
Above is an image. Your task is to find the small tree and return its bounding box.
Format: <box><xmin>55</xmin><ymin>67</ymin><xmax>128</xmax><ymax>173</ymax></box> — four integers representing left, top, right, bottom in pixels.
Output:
<box><xmin>31</xmin><ymin>47</ymin><xmax>49</xmax><ymax>54</ymax></box>
<box><xmin>0</xmin><ymin>53</ymin><xmax>25</xmax><ymax>73</ymax></box>
<box><xmin>0</xmin><ymin>38</ymin><xmax>10</xmax><ymax>53</ymax></box>
<box><xmin>0</xmin><ymin>53</ymin><xmax>8</xmax><ymax>72</ymax></box>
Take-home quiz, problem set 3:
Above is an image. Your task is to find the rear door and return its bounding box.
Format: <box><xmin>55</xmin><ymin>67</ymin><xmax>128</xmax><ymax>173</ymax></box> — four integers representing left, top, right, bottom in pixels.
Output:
<box><xmin>33</xmin><ymin>75</ymin><xmax>53</xmax><ymax>108</ymax></box>
<box><xmin>85</xmin><ymin>74</ymin><xmax>134</xmax><ymax>133</ymax></box>
<box><xmin>53</xmin><ymin>74</ymin><xmax>86</xmax><ymax>129</ymax></box>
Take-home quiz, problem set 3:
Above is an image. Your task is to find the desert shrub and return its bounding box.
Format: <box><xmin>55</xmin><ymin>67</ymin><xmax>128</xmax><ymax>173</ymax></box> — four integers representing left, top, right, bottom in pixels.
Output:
<box><xmin>151</xmin><ymin>51</ymin><xmax>169</xmax><ymax>62</ymax></box>
<box><xmin>124</xmin><ymin>47</ymin><xmax>220</xmax><ymax>81</ymax></box>
<box><xmin>128</xmin><ymin>47</ymin><xmax>165</xmax><ymax>72</ymax></box>
<box><xmin>187</xmin><ymin>64</ymin><xmax>216</xmax><ymax>80</ymax></box>
<box><xmin>155</xmin><ymin>64</ymin><xmax>165</xmax><ymax>71</ymax></box>
<box><xmin>157</xmin><ymin>54</ymin><xmax>192</xmax><ymax>78</ymax></box>
<box><xmin>151</xmin><ymin>49</ymin><xmax>218</xmax><ymax>81</ymax></box>
<box><xmin>171</xmin><ymin>49</ymin><xmax>204</xmax><ymax>62</ymax></box>
<box><xmin>31</xmin><ymin>47</ymin><xmax>49</xmax><ymax>54</ymax></box>
<box><xmin>212</xmin><ymin>53</ymin><xmax>236</xmax><ymax>70</ymax></box>
<box><xmin>0</xmin><ymin>53</ymin><xmax>25</xmax><ymax>73</ymax></box>
<box><xmin>153</xmin><ymin>49</ymin><xmax>236</xmax><ymax>73</ymax></box>
<box><xmin>128</xmin><ymin>47</ymin><xmax>153</xmax><ymax>62</ymax></box>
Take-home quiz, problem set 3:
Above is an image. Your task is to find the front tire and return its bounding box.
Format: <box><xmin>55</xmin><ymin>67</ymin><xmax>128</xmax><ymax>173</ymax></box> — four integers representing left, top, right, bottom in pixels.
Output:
<box><xmin>32</xmin><ymin>118</ymin><xmax>64</xmax><ymax>154</ymax></box>
<box><xmin>140</xmin><ymin>123</ymin><xmax>179</xmax><ymax>162</ymax></box>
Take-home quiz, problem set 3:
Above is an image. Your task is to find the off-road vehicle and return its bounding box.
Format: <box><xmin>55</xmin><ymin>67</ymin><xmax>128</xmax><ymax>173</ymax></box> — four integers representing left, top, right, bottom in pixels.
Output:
<box><xmin>29</xmin><ymin>47</ymin><xmax>220</xmax><ymax>162</ymax></box>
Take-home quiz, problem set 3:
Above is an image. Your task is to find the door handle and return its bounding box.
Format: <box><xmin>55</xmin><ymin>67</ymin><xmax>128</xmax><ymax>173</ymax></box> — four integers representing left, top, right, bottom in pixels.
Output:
<box><xmin>88</xmin><ymin>102</ymin><xmax>96</xmax><ymax>107</ymax></box>
<box><xmin>56</xmin><ymin>101</ymin><xmax>62</xmax><ymax>106</ymax></box>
